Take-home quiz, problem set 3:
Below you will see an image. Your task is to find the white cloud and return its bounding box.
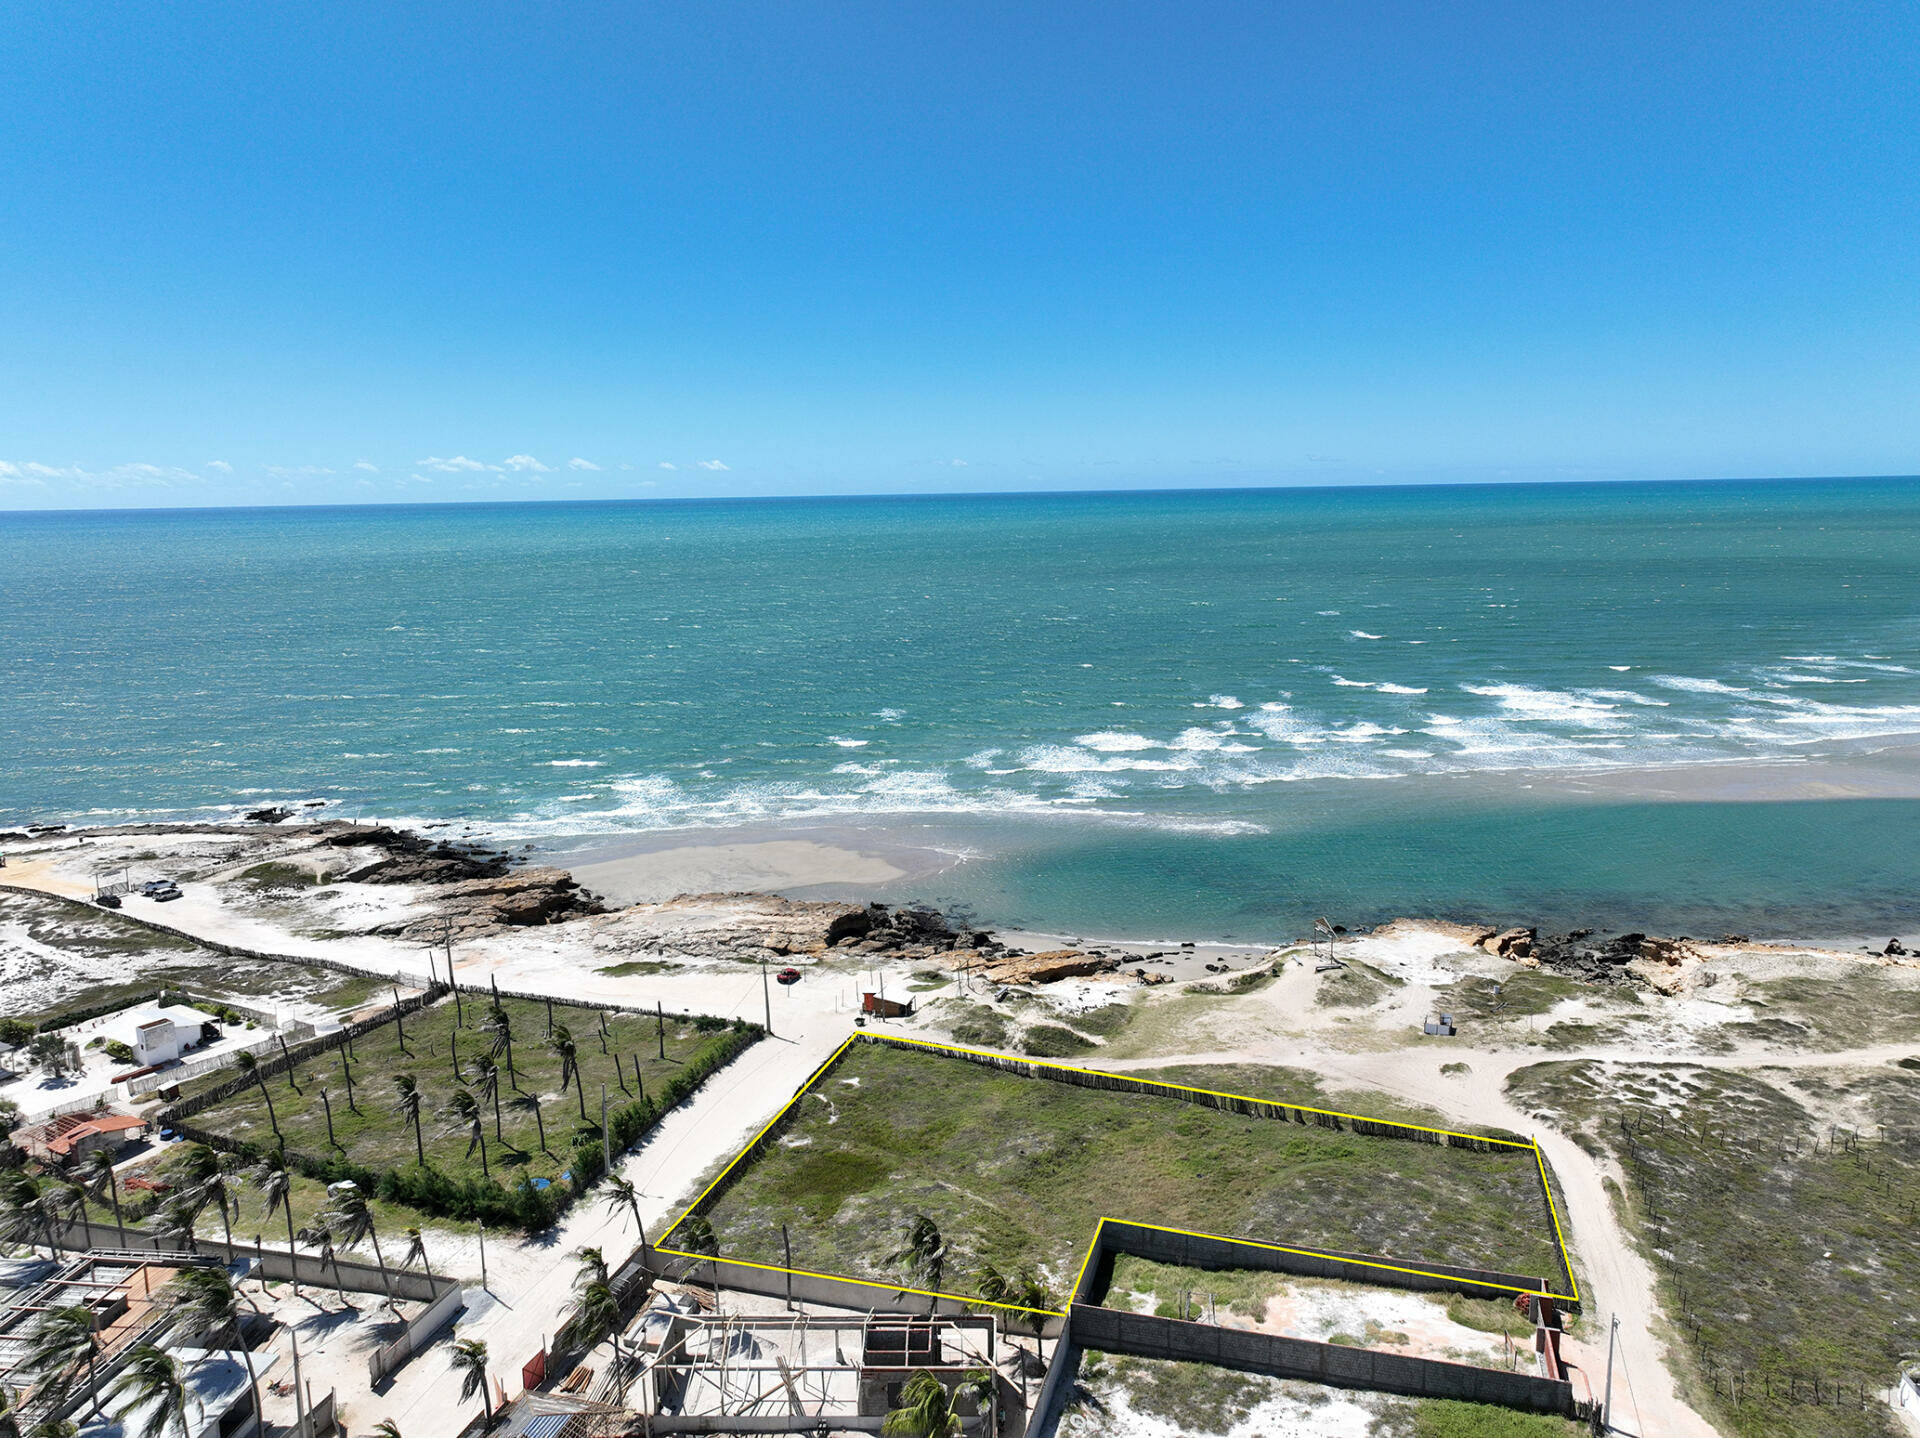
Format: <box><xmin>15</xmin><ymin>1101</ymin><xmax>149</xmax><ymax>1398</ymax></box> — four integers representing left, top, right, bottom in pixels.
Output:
<box><xmin>265</xmin><ymin>465</ymin><xmax>335</xmax><ymax>479</ymax></box>
<box><xmin>415</xmin><ymin>455</ymin><xmax>492</xmax><ymax>472</ymax></box>
<box><xmin>657</xmin><ymin>461</ymin><xmax>677</xmax><ymax>471</ymax></box>
<box><xmin>949</xmin><ymin>458</ymin><xmax>968</xmax><ymax>467</ymax></box>
<box><xmin>109</xmin><ymin>463</ymin><xmax>202</xmax><ymax>485</ymax></box>
<box><xmin>353</xmin><ymin>460</ymin><xmax>380</xmax><ymax>473</ymax></box>
<box><xmin>504</xmin><ymin>454</ymin><xmax>552</xmax><ymax>472</ymax></box>
<box><xmin>696</xmin><ymin>459</ymin><xmax>729</xmax><ymax>471</ymax></box>
<box><xmin>205</xmin><ymin>460</ymin><xmax>233</xmax><ymax>473</ymax></box>
<box><xmin>566</xmin><ymin>457</ymin><xmax>599</xmax><ymax>471</ymax></box>
<box><xmin>0</xmin><ymin>461</ymin><xmax>48</xmax><ymax>487</ymax></box>
<box><xmin>405</xmin><ymin>473</ymin><xmax>435</xmax><ymax>485</ymax></box>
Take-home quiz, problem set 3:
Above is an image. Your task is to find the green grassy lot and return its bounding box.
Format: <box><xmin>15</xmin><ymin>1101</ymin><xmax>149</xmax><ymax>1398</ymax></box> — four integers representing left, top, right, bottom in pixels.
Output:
<box><xmin>1507</xmin><ymin>1060</ymin><xmax>1919</xmax><ymax>1438</ymax></box>
<box><xmin>182</xmin><ymin>994</ymin><xmax>742</xmax><ymax>1191</ymax></box>
<box><xmin>689</xmin><ymin>1044</ymin><xmax>1568</xmax><ymax>1306</ymax></box>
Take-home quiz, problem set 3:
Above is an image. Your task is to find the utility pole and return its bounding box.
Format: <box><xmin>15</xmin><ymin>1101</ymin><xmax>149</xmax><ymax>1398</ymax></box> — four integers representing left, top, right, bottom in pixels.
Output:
<box><xmin>601</xmin><ymin>1084</ymin><xmax>610</xmax><ymax>1172</ymax></box>
<box><xmin>761</xmin><ymin>956</ymin><xmax>773</xmax><ymax>1037</ymax></box>
<box><xmin>291</xmin><ymin>1329</ymin><xmax>307</xmax><ymax>1433</ymax></box>
<box><xmin>1601</xmin><ymin>1312</ymin><xmax>1618</xmax><ymax>1432</ymax></box>
<box><xmin>478</xmin><ymin>1222</ymin><xmax>488</xmax><ymax>1290</ymax></box>
<box><xmin>656</xmin><ymin>1001</ymin><xmax>665</xmax><ymax>1060</ymax></box>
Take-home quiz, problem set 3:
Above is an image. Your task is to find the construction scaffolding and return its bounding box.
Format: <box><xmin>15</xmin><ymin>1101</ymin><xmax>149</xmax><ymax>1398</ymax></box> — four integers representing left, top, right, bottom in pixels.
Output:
<box><xmin>625</xmin><ymin>1305</ymin><xmax>1004</xmax><ymax>1432</ymax></box>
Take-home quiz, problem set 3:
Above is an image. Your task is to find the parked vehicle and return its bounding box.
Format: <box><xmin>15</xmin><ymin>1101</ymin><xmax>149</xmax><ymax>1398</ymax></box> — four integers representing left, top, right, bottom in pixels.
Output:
<box><xmin>776</xmin><ymin>967</ymin><xmax>802</xmax><ymax>985</ymax></box>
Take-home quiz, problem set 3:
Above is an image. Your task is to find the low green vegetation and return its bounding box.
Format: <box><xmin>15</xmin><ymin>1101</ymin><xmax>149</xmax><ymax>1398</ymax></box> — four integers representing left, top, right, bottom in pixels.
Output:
<box><xmin>1316</xmin><ymin>959</ymin><xmax>1405</xmax><ymax>1009</ymax></box>
<box><xmin>1072</xmin><ymin>1354</ymin><xmax>1583</xmax><ymax>1437</ymax></box>
<box><xmin>234</xmin><ymin>862</ymin><xmax>322</xmax><ymax>890</ymax></box>
<box><xmin>1440</xmin><ymin>971</ymin><xmax>1595</xmax><ymax>1021</ymax></box>
<box><xmin>1508</xmin><ymin>1059</ymin><xmax>1920</xmax><ymax>1438</ymax></box>
<box><xmin>1724</xmin><ymin>967</ymin><xmax>1920</xmax><ymax>1049</ymax></box>
<box><xmin>933</xmin><ymin>999</ymin><xmax>1011</xmax><ymax>1050</ymax></box>
<box><xmin>1095</xmin><ymin>1352</ymin><xmax>1280</xmax><ymax>1431</ymax></box>
<box><xmin>1018</xmin><ymin>1023</ymin><xmax>1094</xmax><ymax>1057</ymax></box>
<box><xmin>178</xmin><ymin>993</ymin><xmax>757</xmax><ymax>1228</ymax></box>
<box><xmin>1390</xmin><ymin>1399</ymin><xmax>1585</xmax><ymax>1438</ymax></box>
<box><xmin>691</xmin><ymin>1043</ymin><xmax>1567</xmax><ymax>1305</ymax></box>
<box><xmin>596</xmin><ymin>960</ymin><xmax>676</xmax><ymax>978</ymax></box>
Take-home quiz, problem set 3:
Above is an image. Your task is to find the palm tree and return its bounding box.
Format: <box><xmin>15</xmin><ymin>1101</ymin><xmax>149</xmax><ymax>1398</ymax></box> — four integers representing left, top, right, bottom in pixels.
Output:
<box><xmin>25</xmin><ymin>1418</ymin><xmax>75</xmax><ymax>1438</ymax></box>
<box><xmin>881</xmin><ymin>1370</ymin><xmax>962</xmax><ymax>1438</ymax></box>
<box><xmin>572</xmin><ymin>1247</ymin><xmax>608</xmax><ymax>1289</ymax></box>
<box><xmin>0</xmin><ymin>1382</ymin><xmax>20</xmax><ymax>1438</ymax></box>
<box><xmin>42</xmin><ymin>1183</ymin><xmax>85</xmax><ymax>1253</ymax></box>
<box><xmin>440</xmin><ymin>1091</ymin><xmax>488</xmax><ymax>1178</ymax></box>
<box><xmin>371</xmin><ymin>1422</ymin><xmax>402</xmax><ymax>1438</ymax></box>
<box><xmin>507</xmin><ymin>1092</ymin><xmax>547</xmax><ymax>1155</ymax></box>
<box><xmin>194</xmin><ymin>1164</ymin><xmax>238</xmax><ymax>1255</ymax></box>
<box><xmin>320</xmin><ymin>1185</ymin><xmax>393</xmax><ymax>1300</ymax></box>
<box><xmin>472</xmin><ymin>1056</ymin><xmax>504</xmax><ymax>1143</ymax></box>
<box><xmin>23</xmin><ymin>1306</ymin><xmax>101</xmax><ymax>1416</ymax></box>
<box><xmin>566</xmin><ymin>1280</ymin><xmax>619</xmax><ymax>1352</ymax></box>
<box><xmin>400</xmin><ymin>1227</ymin><xmax>432</xmax><ymax>1280</ymax></box>
<box><xmin>480</xmin><ymin>1005</ymin><xmax>518</xmax><ymax>1090</ymax></box>
<box><xmin>600</xmin><ymin>1177</ymin><xmax>646</xmax><ymax>1244</ymax></box>
<box><xmin>82</xmin><ymin>1149</ymin><xmax>127</xmax><ymax>1247</ymax></box>
<box><xmin>885</xmin><ymin>1213</ymin><xmax>946</xmax><ymax>1294</ymax></box>
<box><xmin>162</xmin><ymin>1267</ymin><xmax>259</xmax><ymax>1421</ymax></box>
<box><xmin>548</xmin><ymin>1026</ymin><xmax>584</xmax><ymax>1121</ymax></box>
<box><xmin>159</xmin><ymin>1146</ymin><xmax>235</xmax><ymax>1253</ymax></box>
<box><xmin>247</xmin><ymin>1157</ymin><xmax>298</xmax><ymax>1296</ymax></box>
<box><xmin>448</xmin><ymin>1338</ymin><xmax>492</xmax><ymax>1428</ymax></box>
<box><xmin>232</xmin><ymin>1051</ymin><xmax>280</xmax><ymax>1144</ymax></box>
<box><xmin>106</xmin><ymin>1344</ymin><xmax>194</xmax><ymax>1438</ymax></box>
<box><xmin>0</xmin><ymin>1173</ymin><xmax>69</xmax><ymax>1255</ymax></box>
<box><xmin>672</xmin><ymin>1215</ymin><xmax>717</xmax><ymax>1257</ymax></box>
<box><xmin>392</xmin><ymin>1075</ymin><xmax>425</xmax><ymax>1167</ymax></box>
<box><xmin>297</xmin><ymin>1223</ymin><xmax>346</xmax><ymax>1296</ymax></box>
<box><xmin>1011</xmin><ymin>1268</ymin><xmax>1052</xmax><ymax>1340</ymax></box>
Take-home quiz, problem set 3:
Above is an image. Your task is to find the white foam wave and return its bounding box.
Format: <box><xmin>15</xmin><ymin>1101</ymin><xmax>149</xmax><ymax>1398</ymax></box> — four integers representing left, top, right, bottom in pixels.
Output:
<box><xmin>1459</xmin><ymin>683</ymin><xmax>1626</xmax><ymax>728</ymax></box>
<box><xmin>1196</xmin><ymin>694</ymin><xmax>1244</xmax><ymax>710</ymax></box>
<box><xmin>546</xmin><ymin>759</ymin><xmax>603</xmax><ymax>767</ymax></box>
<box><xmin>1350</xmin><ymin>630</ymin><xmax>1384</xmax><ymax>640</ymax></box>
<box><xmin>1330</xmin><ymin>676</ymin><xmax>1373</xmax><ymax>688</ymax></box>
<box><xmin>1075</xmin><ymin>731</ymin><xmax>1160</xmax><ymax>752</ymax></box>
<box><xmin>1375</xmin><ymin>683</ymin><xmax>1427</xmax><ymax>695</ymax></box>
<box><xmin>829</xmin><ymin>738</ymin><xmax>869</xmax><ymax>748</ymax></box>
<box><xmin>1650</xmin><ymin>675</ymin><xmax>1748</xmax><ymax>695</ymax></box>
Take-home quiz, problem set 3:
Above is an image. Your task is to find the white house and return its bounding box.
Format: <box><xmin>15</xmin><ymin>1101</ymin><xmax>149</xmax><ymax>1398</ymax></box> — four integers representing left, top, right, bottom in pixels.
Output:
<box><xmin>104</xmin><ymin>1004</ymin><xmax>220</xmax><ymax>1069</ymax></box>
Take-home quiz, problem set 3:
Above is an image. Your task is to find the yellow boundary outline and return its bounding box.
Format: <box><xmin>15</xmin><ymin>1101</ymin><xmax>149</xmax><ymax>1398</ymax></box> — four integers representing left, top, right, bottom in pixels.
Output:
<box><xmin>656</xmin><ymin>1030</ymin><xmax>1580</xmax><ymax>1313</ymax></box>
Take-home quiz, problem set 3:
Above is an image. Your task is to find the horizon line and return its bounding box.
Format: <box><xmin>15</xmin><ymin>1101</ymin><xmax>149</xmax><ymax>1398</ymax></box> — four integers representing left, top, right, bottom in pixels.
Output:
<box><xmin>3</xmin><ymin>470</ymin><xmax>1918</xmax><ymax>520</ymax></box>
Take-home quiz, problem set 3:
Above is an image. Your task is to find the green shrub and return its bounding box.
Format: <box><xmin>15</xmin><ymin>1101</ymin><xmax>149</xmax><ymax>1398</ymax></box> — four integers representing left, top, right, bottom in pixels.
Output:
<box><xmin>104</xmin><ymin>1040</ymin><xmax>136</xmax><ymax>1064</ymax></box>
<box><xmin>1018</xmin><ymin>1024</ymin><xmax>1093</xmax><ymax>1058</ymax></box>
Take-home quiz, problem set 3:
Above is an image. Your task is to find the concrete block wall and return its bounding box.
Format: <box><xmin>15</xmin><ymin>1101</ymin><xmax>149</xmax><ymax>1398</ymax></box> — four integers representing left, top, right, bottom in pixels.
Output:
<box><xmin>1088</xmin><ymin>1219</ymin><xmax>1557</xmax><ymax>1307</ymax></box>
<box><xmin>1071</xmin><ymin>1305</ymin><xmax>1576</xmax><ymax>1415</ymax></box>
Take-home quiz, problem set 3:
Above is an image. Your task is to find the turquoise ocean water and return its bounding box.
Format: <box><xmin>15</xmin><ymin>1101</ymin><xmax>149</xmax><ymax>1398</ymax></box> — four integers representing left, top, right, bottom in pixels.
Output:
<box><xmin>5</xmin><ymin>479</ymin><xmax>1920</xmax><ymax>939</ymax></box>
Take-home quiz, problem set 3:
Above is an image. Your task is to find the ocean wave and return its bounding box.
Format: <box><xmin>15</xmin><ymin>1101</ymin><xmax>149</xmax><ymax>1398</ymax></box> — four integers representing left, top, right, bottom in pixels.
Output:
<box><xmin>546</xmin><ymin>759</ymin><xmax>603</xmax><ymax>767</ymax></box>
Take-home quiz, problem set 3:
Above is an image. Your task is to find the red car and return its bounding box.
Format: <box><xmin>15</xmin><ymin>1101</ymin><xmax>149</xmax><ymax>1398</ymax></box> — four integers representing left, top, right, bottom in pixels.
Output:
<box><xmin>776</xmin><ymin>967</ymin><xmax>802</xmax><ymax>985</ymax></box>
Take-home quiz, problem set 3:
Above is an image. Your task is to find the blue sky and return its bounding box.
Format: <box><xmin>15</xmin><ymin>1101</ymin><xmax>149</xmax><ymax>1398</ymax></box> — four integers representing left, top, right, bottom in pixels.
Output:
<box><xmin>2</xmin><ymin>2</ymin><xmax>1915</xmax><ymax>508</ymax></box>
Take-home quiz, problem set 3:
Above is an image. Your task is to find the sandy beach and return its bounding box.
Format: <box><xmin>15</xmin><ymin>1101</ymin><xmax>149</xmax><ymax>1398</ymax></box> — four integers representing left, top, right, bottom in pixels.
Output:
<box><xmin>552</xmin><ymin>825</ymin><xmax>963</xmax><ymax>904</ymax></box>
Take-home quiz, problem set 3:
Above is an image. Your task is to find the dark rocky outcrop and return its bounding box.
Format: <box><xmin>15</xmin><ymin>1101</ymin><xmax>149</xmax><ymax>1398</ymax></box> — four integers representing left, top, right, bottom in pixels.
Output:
<box><xmin>379</xmin><ymin>867</ymin><xmax>606</xmax><ymax>941</ymax></box>
<box><xmin>325</xmin><ymin>826</ymin><xmax>515</xmax><ymax>883</ymax></box>
<box><xmin>244</xmin><ymin>806</ymin><xmax>296</xmax><ymax>824</ymax></box>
